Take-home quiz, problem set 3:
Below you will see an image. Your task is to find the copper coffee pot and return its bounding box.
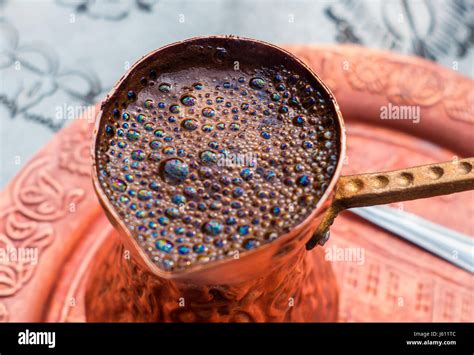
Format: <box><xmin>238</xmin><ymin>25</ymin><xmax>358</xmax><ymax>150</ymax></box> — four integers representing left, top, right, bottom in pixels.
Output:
<box><xmin>86</xmin><ymin>36</ymin><xmax>474</xmax><ymax>322</ymax></box>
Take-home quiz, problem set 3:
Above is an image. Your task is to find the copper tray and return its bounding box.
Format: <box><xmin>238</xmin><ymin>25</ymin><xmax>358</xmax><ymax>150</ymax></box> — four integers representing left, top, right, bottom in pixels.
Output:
<box><xmin>0</xmin><ymin>45</ymin><xmax>472</xmax><ymax>322</ymax></box>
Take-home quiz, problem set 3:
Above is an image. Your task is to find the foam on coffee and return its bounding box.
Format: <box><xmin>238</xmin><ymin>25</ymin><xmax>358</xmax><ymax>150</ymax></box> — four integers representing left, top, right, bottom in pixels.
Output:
<box><xmin>96</xmin><ymin>43</ymin><xmax>339</xmax><ymax>272</ymax></box>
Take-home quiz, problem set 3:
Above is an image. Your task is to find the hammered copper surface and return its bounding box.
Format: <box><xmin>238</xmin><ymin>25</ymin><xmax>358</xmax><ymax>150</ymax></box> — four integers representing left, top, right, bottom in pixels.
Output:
<box><xmin>85</xmin><ymin>237</ymin><xmax>338</xmax><ymax>322</ymax></box>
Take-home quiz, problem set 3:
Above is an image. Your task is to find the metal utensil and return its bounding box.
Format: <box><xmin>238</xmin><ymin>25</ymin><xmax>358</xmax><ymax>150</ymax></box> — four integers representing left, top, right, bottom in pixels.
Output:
<box><xmin>350</xmin><ymin>206</ymin><xmax>474</xmax><ymax>273</ymax></box>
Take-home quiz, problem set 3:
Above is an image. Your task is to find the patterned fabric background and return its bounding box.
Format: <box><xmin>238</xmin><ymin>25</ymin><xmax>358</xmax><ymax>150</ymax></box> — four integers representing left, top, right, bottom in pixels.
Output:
<box><xmin>1</xmin><ymin>0</ymin><xmax>473</xmax><ymax>187</ymax></box>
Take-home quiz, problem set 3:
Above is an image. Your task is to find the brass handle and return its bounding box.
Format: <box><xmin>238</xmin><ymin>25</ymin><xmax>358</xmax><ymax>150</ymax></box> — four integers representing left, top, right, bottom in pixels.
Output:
<box><xmin>306</xmin><ymin>158</ymin><xmax>474</xmax><ymax>250</ymax></box>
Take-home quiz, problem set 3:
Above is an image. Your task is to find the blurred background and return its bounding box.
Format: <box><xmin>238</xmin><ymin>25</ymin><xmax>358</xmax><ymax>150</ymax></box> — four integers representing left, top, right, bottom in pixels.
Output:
<box><xmin>1</xmin><ymin>0</ymin><xmax>473</xmax><ymax>187</ymax></box>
